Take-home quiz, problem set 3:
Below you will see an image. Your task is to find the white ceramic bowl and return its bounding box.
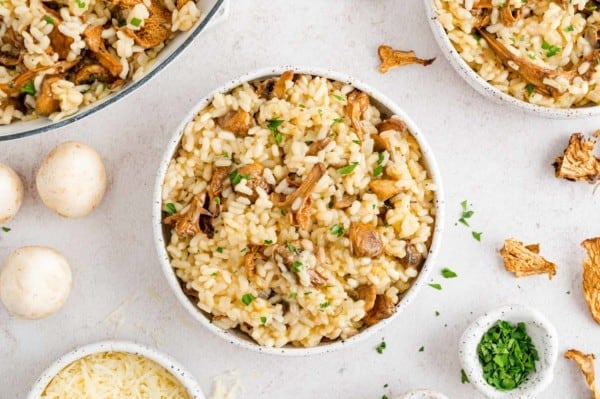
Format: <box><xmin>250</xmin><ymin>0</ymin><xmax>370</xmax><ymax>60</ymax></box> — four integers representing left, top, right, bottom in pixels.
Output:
<box><xmin>0</xmin><ymin>0</ymin><xmax>227</xmax><ymax>141</ymax></box>
<box><xmin>27</xmin><ymin>340</ymin><xmax>205</xmax><ymax>399</ymax></box>
<box><xmin>152</xmin><ymin>66</ymin><xmax>446</xmax><ymax>356</ymax></box>
<box><xmin>459</xmin><ymin>304</ymin><xmax>558</xmax><ymax>399</ymax></box>
<box><xmin>398</xmin><ymin>389</ymin><xmax>449</xmax><ymax>399</ymax></box>
<box><xmin>424</xmin><ymin>0</ymin><xmax>600</xmax><ymax>119</ymax></box>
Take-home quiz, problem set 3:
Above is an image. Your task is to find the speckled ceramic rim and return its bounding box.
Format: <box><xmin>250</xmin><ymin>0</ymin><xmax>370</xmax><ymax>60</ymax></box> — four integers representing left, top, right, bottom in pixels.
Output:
<box><xmin>0</xmin><ymin>0</ymin><xmax>225</xmax><ymax>142</ymax></box>
<box><xmin>26</xmin><ymin>340</ymin><xmax>205</xmax><ymax>399</ymax></box>
<box><xmin>424</xmin><ymin>0</ymin><xmax>600</xmax><ymax>119</ymax></box>
<box><xmin>458</xmin><ymin>304</ymin><xmax>559</xmax><ymax>399</ymax></box>
<box><xmin>152</xmin><ymin>66</ymin><xmax>445</xmax><ymax>356</ymax></box>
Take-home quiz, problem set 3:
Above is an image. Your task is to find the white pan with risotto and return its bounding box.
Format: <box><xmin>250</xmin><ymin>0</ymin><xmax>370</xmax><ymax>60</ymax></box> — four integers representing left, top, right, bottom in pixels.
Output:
<box><xmin>153</xmin><ymin>67</ymin><xmax>445</xmax><ymax>355</ymax></box>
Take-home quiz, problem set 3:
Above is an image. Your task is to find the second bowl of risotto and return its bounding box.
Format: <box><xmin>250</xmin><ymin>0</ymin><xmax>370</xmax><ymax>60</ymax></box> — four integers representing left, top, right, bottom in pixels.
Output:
<box><xmin>153</xmin><ymin>67</ymin><xmax>444</xmax><ymax>355</ymax></box>
<box><xmin>426</xmin><ymin>0</ymin><xmax>600</xmax><ymax>118</ymax></box>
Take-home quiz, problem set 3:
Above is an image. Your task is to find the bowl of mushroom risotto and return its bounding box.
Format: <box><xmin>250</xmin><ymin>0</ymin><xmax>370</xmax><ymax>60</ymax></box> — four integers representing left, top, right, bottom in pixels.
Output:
<box><xmin>153</xmin><ymin>67</ymin><xmax>445</xmax><ymax>355</ymax></box>
<box><xmin>0</xmin><ymin>0</ymin><xmax>225</xmax><ymax>140</ymax></box>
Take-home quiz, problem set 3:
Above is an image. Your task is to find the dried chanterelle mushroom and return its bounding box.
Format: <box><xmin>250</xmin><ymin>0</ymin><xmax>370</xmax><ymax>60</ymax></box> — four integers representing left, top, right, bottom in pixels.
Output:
<box><xmin>377</xmin><ymin>45</ymin><xmax>435</xmax><ymax>73</ymax></box>
<box><xmin>565</xmin><ymin>349</ymin><xmax>600</xmax><ymax>399</ymax></box>
<box><xmin>553</xmin><ymin>132</ymin><xmax>600</xmax><ymax>183</ymax></box>
<box><xmin>581</xmin><ymin>237</ymin><xmax>600</xmax><ymax>325</ymax></box>
<box><xmin>500</xmin><ymin>239</ymin><xmax>557</xmax><ymax>279</ymax></box>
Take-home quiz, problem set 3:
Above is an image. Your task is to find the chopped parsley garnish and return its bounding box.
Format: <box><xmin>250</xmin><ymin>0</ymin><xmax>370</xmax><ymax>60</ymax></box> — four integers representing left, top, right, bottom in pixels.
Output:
<box><xmin>286</xmin><ymin>241</ymin><xmax>299</xmax><ymax>254</ymax></box>
<box><xmin>210</xmin><ymin>272</ymin><xmax>218</xmax><ymax>276</ymax></box>
<box><xmin>288</xmin><ymin>292</ymin><xmax>297</xmax><ymax>299</ymax></box>
<box><xmin>229</xmin><ymin>169</ymin><xmax>251</xmax><ymax>185</ymax></box>
<box><xmin>333</xmin><ymin>94</ymin><xmax>345</xmax><ymax>101</ymax></box>
<box><xmin>260</xmin><ymin>316</ymin><xmax>267</xmax><ymax>324</ymax></box>
<box><xmin>541</xmin><ymin>39</ymin><xmax>561</xmax><ymax>57</ymax></box>
<box><xmin>435</xmin><ymin>311</ymin><xmax>440</xmax><ymax>316</ymax></box>
<box><xmin>565</xmin><ymin>25</ymin><xmax>574</xmax><ymax>32</ymax></box>
<box><xmin>216</xmin><ymin>246</ymin><xmax>223</xmax><ymax>253</ymax></box>
<box><xmin>214</xmin><ymin>197</ymin><xmax>221</xmax><ymax>205</ymax></box>
<box><xmin>292</xmin><ymin>260</ymin><xmax>303</xmax><ymax>273</ymax></box>
<box><xmin>75</xmin><ymin>0</ymin><xmax>85</xmax><ymax>8</ymax></box>
<box><xmin>461</xmin><ymin>369</ymin><xmax>470</xmax><ymax>384</ymax></box>
<box><xmin>528</xmin><ymin>54</ymin><xmax>536</xmax><ymax>60</ymax></box>
<box><xmin>44</xmin><ymin>16</ymin><xmax>55</xmax><ymax>24</ymax></box>
<box><xmin>526</xmin><ymin>84</ymin><xmax>535</xmax><ymax>95</ymax></box>
<box><xmin>441</xmin><ymin>267</ymin><xmax>458</xmax><ymax>278</ymax></box>
<box><xmin>383</xmin><ymin>384</ymin><xmax>388</xmax><ymax>388</ymax></box>
<box><xmin>373</xmin><ymin>152</ymin><xmax>385</xmax><ymax>177</ymax></box>
<box><xmin>382</xmin><ymin>396</ymin><xmax>389</xmax><ymax>399</ymax></box>
<box><xmin>2</xmin><ymin>226</ymin><xmax>10</xmax><ymax>232</ymax></box>
<box><xmin>298</xmin><ymin>104</ymin><xmax>305</xmax><ymax>108</ymax></box>
<box><xmin>21</xmin><ymin>81</ymin><xmax>36</xmax><ymax>96</ymax></box>
<box><xmin>304</xmin><ymin>291</ymin><xmax>312</xmax><ymax>296</ymax></box>
<box><xmin>429</xmin><ymin>283</ymin><xmax>442</xmax><ymax>290</ymax></box>
<box><xmin>499</xmin><ymin>2</ymin><xmax>506</xmax><ymax>6</ymax></box>
<box><xmin>222</xmin><ymin>151</ymin><xmax>229</xmax><ymax>158</ymax></box>
<box><xmin>264</xmin><ymin>239</ymin><xmax>273</xmax><ymax>245</ymax></box>
<box><xmin>478</xmin><ymin>321</ymin><xmax>539</xmax><ymax>391</ymax></box>
<box><xmin>473</xmin><ymin>32</ymin><xmax>482</xmax><ymax>42</ymax></box>
<box><xmin>330</xmin><ymin>224</ymin><xmax>344</xmax><ymax>237</ymax></box>
<box><xmin>352</xmin><ymin>140</ymin><xmax>361</xmax><ymax>145</ymax></box>
<box><xmin>241</xmin><ymin>293</ymin><xmax>255</xmax><ymax>306</ymax></box>
<box><xmin>418</xmin><ymin>346</ymin><xmax>424</xmax><ymax>352</ymax></box>
<box><xmin>318</xmin><ymin>109</ymin><xmax>323</xmax><ymax>118</ymax></box>
<box><xmin>118</xmin><ymin>18</ymin><xmax>126</xmax><ymax>26</ymax></box>
<box><xmin>458</xmin><ymin>200</ymin><xmax>473</xmax><ymax>226</ymax></box>
<box><xmin>376</xmin><ymin>340</ymin><xmax>387</xmax><ymax>354</ymax></box>
<box><xmin>130</xmin><ymin>17</ymin><xmax>142</xmax><ymax>26</ymax></box>
<box><xmin>165</xmin><ymin>203</ymin><xmax>177</xmax><ymax>215</ymax></box>
<box><xmin>267</xmin><ymin>119</ymin><xmax>284</xmax><ymax>143</ymax></box>
<box><xmin>472</xmin><ymin>231</ymin><xmax>482</xmax><ymax>241</ymax></box>
<box><xmin>319</xmin><ymin>302</ymin><xmax>330</xmax><ymax>309</ymax></box>
<box><xmin>240</xmin><ymin>247</ymin><xmax>247</xmax><ymax>253</ymax></box>
<box><xmin>338</xmin><ymin>161</ymin><xmax>359</xmax><ymax>175</ymax></box>
<box><xmin>331</xmin><ymin>118</ymin><xmax>342</xmax><ymax>126</ymax></box>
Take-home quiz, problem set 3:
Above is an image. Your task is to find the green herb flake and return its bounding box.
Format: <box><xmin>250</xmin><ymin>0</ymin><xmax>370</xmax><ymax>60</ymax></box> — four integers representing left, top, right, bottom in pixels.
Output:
<box><xmin>372</xmin><ymin>165</ymin><xmax>384</xmax><ymax>177</ymax></box>
<box><xmin>264</xmin><ymin>239</ymin><xmax>273</xmax><ymax>245</ymax></box>
<box><xmin>130</xmin><ymin>17</ymin><xmax>142</xmax><ymax>27</ymax></box>
<box><xmin>214</xmin><ymin>197</ymin><xmax>221</xmax><ymax>205</ymax></box>
<box><xmin>216</xmin><ymin>246</ymin><xmax>223</xmax><ymax>253</ymax></box>
<box><xmin>429</xmin><ymin>283</ymin><xmax>442</xmax><ymax>290</ymax></box>
<box><xmin>458</xmin><ymin>200</ymin><xmax>474</xmax><ymax>226</ymax></box>
<box><xmin>260</xmin><ymin>316</ymin><xmax>267</xmax><ymax>324</ymax></box>
<box><xmin>21</xmin><ymin>81</ymin><xmax>36</xmax><ymax>96</ymax></box>
<box><xmin>338</xmin><ymin>161</ymin><xmax>359</xmax><ymax>175</ymax></box>
<box><xmin>419</xmin><ymin>346</ymin><xmax>424</xmax><ymax>352</ymax></box>
<box><xmin>526</xmin><ymin>84</ymin><xmax>535</xmax><ymax>95</ymax></box>
<box><xmin>478</xmin><ymin>320</ymin><xmax>539</xmax><ymax>391</ymax></box>
<box><xmin>383</xmin><ymin>384</ymin><xmax>388</xmax><ymax>388</ymax></box>
<box><xmin>441</xmin><ymin>268</ymin><xmax>458</xmax><ymax>278</ymax></box>
<box><xmin>352</xmin><ymin>139</ymin><xmax>361</xmax><ymax>145</ymax></box>
<box><xmin>333</xmin><ymin>94</ymin><xmax>345</xmax><ymax>102</ymax></box>
<box><xmin>241</xmin><ymin>293</ymin><xmax>255</xmax><ymax>306</ymax></box>
<box><xmin>473</xmin><ymin>32</ymin><xmax>482</xmax><ymax>42</ymax></box>
<box><xmin>472</xmin><ymin>231</ymin><xmax>483</xmax><ymax>241</ymax></box>
<box><xmin>461</xmin><ymin>369</ymin><xmax>470</xmax><ymax>384</ymax></box>
<box><xmin>382</xmin><ymin>396</ymin><xmax>389</xmax><ymax>399</ymax></box>
<box><xmin>435</xmin><ymin>311</ymin><xmax>440</xmax><ymax>316</ymax></box>
<box><xmin>528</xmin><ymin>54</ymin><xmax>536</xmax><ymax>60</ymax></box>
<box><xmin>240</xmin><ymin>247</ymin><xmax>247</xmax><ymax>253</ymax></box>
<box><xmin>499</xmin><ymin>2</ymin><xmax>506</xmax><ymax>6</ymax></box>
<box><xmin>2</xmin><ymin>226</ymin><xmax>10</xmax><ymax>232</ymax></box>
<box><xmin>304</xmin><ymin>291</ymin><xmax>312</xmax><ymax>296</ymax></box>
<box><xmin>288</xmin><ymin>292</ymin><xmax>298</xmax><ymax>299</ymax></box>
<box><xmin>331</xmin><ymin>118</ymin><xmax>342</xmax><ymax>126</ymax></box>
<box><xmin>330</xmin><ymin>224</ymin><xmax>344</xmax><ymax>237</ymax></box>
<box><xmin>229</xmin><ymin>169</ymin><xmax>251</xmax><ymax>186</ymax></box>
<box><xmin>222</xmin><ymin>151</ymin><xmax>229</xmax><ymax>158</ymax></box>
<box><xmin>75</xmin><ymin>0</ymin><xmax>85</xmax><ymax>8</ymax></box>
<box><xmin>318</xmin><ymin>109</ymin><xmax>323</xmax><ymax>118</ymax></box>
<box><xmin>44</xmin><ymin>16</ymin><xmax>55</xmax><ymax>24</ymax></box>
<box><xmin>565</xmin><ymin>25</ymin><xmax>574</xmax><ymax>32</ymax></box>
<box><xmin>286</xmin><ymin>241</ymin><xmax>299</xmax><ymax>254</ymax></box>
<box><xmin>541</xmin><ymin>39</ymin><xmax>561</xmax><ymax>57</ymax></box>
<box><xmin>292</xmin><ymin>260</ymin><xmax>303</xmax><ymax>273</ymax></box>
<box><xmin>165</xmin><ymin>203</ymin><xmax>177</xmax><ymax>215</ymax></box>
<box><xmin>319</xmin><ymin>302</ymin><xmax>330</xmax><ymax>309</ymax></box>
<box><xmin>298</xmin><ymin>104</ymin><xmax>305</xmax><ymax>108</ymax></box>
<box><xmin>376</xmin><ymin>340</ymin><xmax>387</xmax><ymax>354</ymax></box>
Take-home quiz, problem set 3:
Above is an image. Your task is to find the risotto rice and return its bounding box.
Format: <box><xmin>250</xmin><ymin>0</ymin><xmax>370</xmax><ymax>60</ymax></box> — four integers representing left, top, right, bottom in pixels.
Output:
<box><xmin>161</xmin><ymin>72</ymin><xmax>436</xmax><ymax>348</ymax></box>
<box><xmin>435</xmin><ymin>0</ymin><xmax>600</xmax><ymax>107</ymax></box>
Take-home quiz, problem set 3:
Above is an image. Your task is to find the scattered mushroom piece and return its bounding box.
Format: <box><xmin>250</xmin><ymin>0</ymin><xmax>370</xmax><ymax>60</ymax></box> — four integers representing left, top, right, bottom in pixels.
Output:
<box><xmin>332</xmin><ymin>194</ymin><xmax>355</xmax><ymax>209</ymax></box>
<box><xmin>271</xmin><ymin>163</ymin><xmax>326</xmax><ymax>208</ymax></box>
<box><xmin>349</xmin><ymin>222</ymin><xmax>383</xmax><ymax>258</ymax></box>
<box><xmin>48</xmin><ymin>26</ymin><xmax>74</xmax><ymax>60</ymax></box>
<box><xmin>499</xmin><ymin>5</ymin><xmax>522</xmax><ymax>26</ymax></box>
<box><xmin>553</xmin><ymin>132</ymin><xmax>600</xmax><ymax>183</ymax></box>
<box><xmin>274</xmin><ymin>70</ymin><xmax>294</xmax><ymax>99</ymax></box>
<box><xmin>122</xmin><ymin>0</ymin><xmax>172</xmax><ymax>49</ymax></box>
<box><xmin>363</xmin><ymin>294</ymin><xmax>396</xmax><ymax>326</ymax></box>
<box><xmin>217</xmin><ymin>109</ymin><xmax>253</xmax><ymax>136</ymax></box>
<box><xmin>369</xmin><ymin>179</ymin><xmax>401</xmax><ymax>201</ymax></box>
<box><xmin>243</xmin><ymin>245</ymin><xmax>266</xmax><ymax>278</ymax></box>
<box><xmin>345</xmin><ymin>90</ymin><xmax>370</xmax><ymax>141</ymax></box>
<box><xmin>0</xmin><ymin>53</ymin><xmax>22</xmax><ymax>67</ymax></box>
<box><xmin>74</xmin><ymin>64</ymin><xmax>112</xmax><ymax>85</ymax></box>
<box><xmin>35</xmin><ymin>75</ymin><xmax>61</xmax><ymax>116</ymax></box>
<box><xmin>256</xmin><ymin>79</ymin><xmax>276</xmax><ymax>99</ymax></box>
<box><xmin>356</xmin><ymin>284</ymin><xmax>377</xmax><ymax>312</ymax></box>
<box><xmin>565</xmin><ymin>349</ymin><xmax>600</xmax><ymax>398</ymax></box>
<box><xmin>0</xmin><ymin>60</ymin><xmax>79</xmax><ymax>97</ymax></box>
<box><xmin>292</xmin><ymin>195</ymin><xmax>312</xmax><ymax>230</ymax></box>
<box><xmin>581</xmin><ymin>237</ymin><xmax>600</xmax><ymax>325</ymax></box>
<box><xmin>378</xmin><ymin>45</ymin><xmax>435</xmax><ymax>74</ymax></box>
<box><xmin>306</xmin><ymin>137</ymin><xmax>333</xmax><ymax>156</ymax></box>
<box><xmin>308</xmin><ymin>268</ymin><xmax>327</xmax><ymax>286</ymax></box>
<box><xmin>83</xmin><ymin>26</ymin><xmax>123</xmax><ymax>77</ymax></box>
<box><xmin>208</xmin><ymin>166</ymin><xmax>231</xmax><ymax>202</ymax></box>
<box><xmin>500</xmin><ymin>239</ymin><xmax>557</xmax><ymax>279</ymax></box>
<box><xmin>585</xmin><ymin>25</ymin><xmax>600</xmax><ymax>49</ymax></box>
<box><xmin>273</xmin><ymin>240</ymin><xmax>302</xmax><ymax>270</ymax></box>
<box><xmin>400</xmin><ymin>245</ymin><xmax>424</xmax><ymax>269</ymax></box>
<box><xmin>238</xmin><ymin>163</ymin><xmax>270</xmax><ymax>201</ymax></box>
<box><xmin>377</xmin><ymin>117</ymin><xmax>406</xmax><ymax>134</ymax></box>
<box><xmin>163</xmin><ymin>195</ymin><xmax>212</xmax><ymax>237</ymax></box>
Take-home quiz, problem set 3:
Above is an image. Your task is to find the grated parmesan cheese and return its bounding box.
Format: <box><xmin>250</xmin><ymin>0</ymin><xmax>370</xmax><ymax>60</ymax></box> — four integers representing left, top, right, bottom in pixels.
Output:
<box><xmin>41</xmin><ymin>351</ymin><xmax>191</xmax><ymax>399</ymax></box>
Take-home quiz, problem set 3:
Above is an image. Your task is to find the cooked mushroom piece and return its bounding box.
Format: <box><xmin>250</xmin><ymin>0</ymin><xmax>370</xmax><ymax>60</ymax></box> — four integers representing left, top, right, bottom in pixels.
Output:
<box><xmin>217</xmin><ymin>109</ymin><xmax>253</xmax><ymax>136</ymax></box>
<box><xmin>83</xmin><ymin>26</ymin><xmax>123</xmax><ymax>77</ymax></box>
<box><xmin>274</xmin><ymin>70</ymin><xmax>294</xmax><ymax>99</ymax></box>
<box><xmin>306</xmin><ymin>137</ymin><xmax>333</xmax><ymax>156</ymax></box>
<box><xmin>355</xmin><ymin>284</ymin><xmax>377</xmax><ymax>312</ymax></box>
<box><xmin>363</xmin><ymin>294</ymin><xmax>396</xmax><ymax>326</ymax></box>
<box><xmin>163</xmin><ymin>195</ymin><xmax>212</xmax><ymax>237</ymax></box>
<box><xmin>499</xmin><ymin>6</ymin><xmax>522</xmax><ymax>26</ymax></box>
<box><xmin>349</xmin><ymin>222</ymin><xmax>383</xmax><ymax>258</ymax></box>
<box><xmin>271</xmin><ymin>163</ymin><xmax>326</xmax><ymax>208</ymax></box>
<box><xmin>0</xmin><ymin>52</ymin><xmax>22</xmax><ymax>67</ymax></box>
<box><xmin>292</xmin><ymin>195</ymin><xmax>312</xmax><ymax>230</ymax></box>
<box><xmin>74</xmin><ymin>64</ymin><xmax>112</xmax><ymax>85</ymax></box>
<box><xmin>345</xmin><ymin>90</ymin><xmax>370</xmax><ymax>141</ymax></box>
<box><xmin>48</xmin><ymin>26</ymin><xmax>74</xmax><ymax>60</ymax></box>
<box><xmin>369</xmin><ymin>179</ymin><xmax>401</xmax><ymax>201</ymax></box>
<box><xmin>585</xmin><ymin>25</ymin><xmax>599</xmax><ymax>49</ymax></box>
<box><xmin>553</xmin><ymin>132</ymin><xmax>600</xmax><ymax>183</ymax></box>
<box><xmin>378</xmin><ymin>45</ymin><xmax>435</xmax><ymax>73</ymax></box>
<box><xmin>400</xmin><ymin>245</ymin><xmax>424</xmax><ymax>269</ymax></box>
<box><xmin>237</xmin><ymin>163</ymin><xmax>270</xmax><ymax>201</ymax></box>
<box><xmin>308</xmin><ymin>268</ymin><xmax>327</xmax><ymax>286</ymax></box>
<box><xmin>208</xmin><ymin>166</ymin><xmax>231</xmax><ymax>202</ymax></box>
<box><xmin>332</xmin><ymin>194</ymin><xmax>355</xmax><ymax>209</ymax></box>
<box><xmin>243</xmin><ymin>245</ymin><xmax>265</xmax><ymax>278</ymax></box>
<box><xmin>35</xmin><ymin>75</ymin><xmax>61</xmax><ymax>116</ymax></box>
<box><xmin>273</xmin><ymin>241</ymin><xmax>302</xmax><ymax>269</ymax></box>
<box><xmin>377</xmin><ymin>117</ymin><xmax>406</xmax><ymax>134</ymax></box>
<box><xmin>122</xmin><ymin>0</ymin><xmax>172</xmax><ymax>49</ymax></box>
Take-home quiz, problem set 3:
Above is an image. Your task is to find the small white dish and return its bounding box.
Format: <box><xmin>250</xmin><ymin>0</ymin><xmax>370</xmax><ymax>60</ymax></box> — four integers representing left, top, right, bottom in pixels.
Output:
<box><xmin>459</xmin><ymin>304</ymin><xmax>558</xmax><ymax>399</ymax></box>
<box><xmin>398</xmin><ymin>389</ymin><xmax>449</xmax><ymax>399</ymax></box>
<box><xmin>27</xmin><ymin>340</ymin><xmax>205</xmax><ymax>399</ymax></box>
<box><xmin>423</xmin><ymin>0</ymin><xmax>600</xmax><ymax>119</ymax></box>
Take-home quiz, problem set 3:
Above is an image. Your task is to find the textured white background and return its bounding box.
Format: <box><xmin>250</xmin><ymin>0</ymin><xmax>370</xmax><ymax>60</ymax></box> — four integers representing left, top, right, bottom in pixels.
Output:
<box><xmin>2</xmin><ymin>1</ymin><xmax>600</xmax><ymax>398</ymax></box>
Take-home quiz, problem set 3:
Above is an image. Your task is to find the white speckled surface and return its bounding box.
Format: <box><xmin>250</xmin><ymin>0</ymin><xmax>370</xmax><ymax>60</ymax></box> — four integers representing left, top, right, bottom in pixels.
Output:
<box><xmin>1</xmin><ymin>1</ymin><xmax>600</xmax><ymax>398</ymax></box>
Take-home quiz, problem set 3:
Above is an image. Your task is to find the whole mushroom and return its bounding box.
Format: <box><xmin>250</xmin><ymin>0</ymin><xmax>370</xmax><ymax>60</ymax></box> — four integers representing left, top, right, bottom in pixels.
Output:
<box><xmin>0</xmin><ymin>162</ymin><xmax>24</xmax><ymax>223</ymax></box>
<box><xmin>36</xmin><ymin>141</ymin><xmax>107</xmax><ymax>218</ymax></box>
<box><xmin>0</xmin><ymin>246</ymin><xmax>72</xmax><ymax>319</ymax></box>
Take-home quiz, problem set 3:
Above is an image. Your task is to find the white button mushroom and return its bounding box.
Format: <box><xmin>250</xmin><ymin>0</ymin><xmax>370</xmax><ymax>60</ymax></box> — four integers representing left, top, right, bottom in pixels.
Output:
<box><xmin>0</xmin><ymin>162</ymin><xmax>24</xmax><ymax>223</ymax></box>
<box><xmin>36</xmin><ymin>141</ymin><xmax>107</xmax><ymax>218</ymax></box>
<box><xmin>0</xmin><ymin>246</ymin><xmax>72</xmax><ymax>319</ymax></box>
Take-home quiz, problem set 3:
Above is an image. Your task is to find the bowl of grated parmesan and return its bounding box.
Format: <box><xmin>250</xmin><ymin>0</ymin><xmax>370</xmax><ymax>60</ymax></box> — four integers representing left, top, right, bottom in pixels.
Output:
<box><xmin>27</xmin><ymin>340</ymin><xmax>205</xmax><ymax>399</ymax></box>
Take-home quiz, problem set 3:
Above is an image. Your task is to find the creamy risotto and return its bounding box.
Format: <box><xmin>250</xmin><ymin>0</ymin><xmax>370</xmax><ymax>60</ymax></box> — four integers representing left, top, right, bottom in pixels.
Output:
<box><xmin>161</xmin><ymin>72</ymin><xmax>437</xmax><ymax>347</ymax></box>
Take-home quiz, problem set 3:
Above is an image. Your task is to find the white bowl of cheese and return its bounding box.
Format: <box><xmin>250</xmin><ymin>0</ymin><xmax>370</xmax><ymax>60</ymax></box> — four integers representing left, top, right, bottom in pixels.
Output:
<box><xmin>27</xmin><ymin>340</ymin><xmax>205</xmax><ymax>399</ymax></box>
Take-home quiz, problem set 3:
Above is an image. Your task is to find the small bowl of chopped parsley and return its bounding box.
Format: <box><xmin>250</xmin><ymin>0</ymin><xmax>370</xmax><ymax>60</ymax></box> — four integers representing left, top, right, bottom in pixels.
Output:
<box><xmin>459</xmin><ymin>304</ymin><xmax>558</xmax><ymax>398</ymax></box>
